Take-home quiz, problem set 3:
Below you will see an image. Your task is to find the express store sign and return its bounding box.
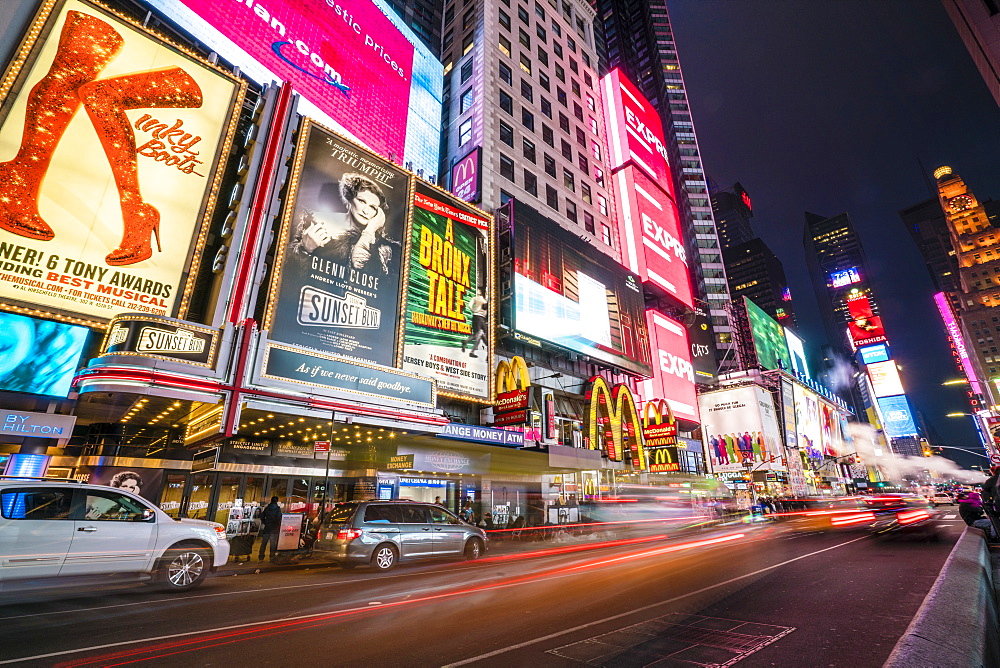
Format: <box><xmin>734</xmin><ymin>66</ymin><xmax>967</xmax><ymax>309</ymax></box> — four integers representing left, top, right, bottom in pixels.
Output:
<box><xmin>613</xmin><ymin>166</ymin><xmax>693</xmax><ymax>307</ymax></box>
<box><xmin>601</xmin><ymin>69</ymin><xmax>673</xmax><ymax>189</ymax></box>
<box><xmin>639</xmin><ymin>310</ymin><xmax>699</xmax><ymax>423</ymax></box>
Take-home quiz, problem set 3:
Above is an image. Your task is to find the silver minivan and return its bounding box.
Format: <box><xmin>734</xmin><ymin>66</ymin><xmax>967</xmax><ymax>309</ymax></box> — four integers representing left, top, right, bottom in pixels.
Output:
<box><xmin>314</xmin><ymin>500</ymin><xmax>488</xmax><ymax>571</ymax></box>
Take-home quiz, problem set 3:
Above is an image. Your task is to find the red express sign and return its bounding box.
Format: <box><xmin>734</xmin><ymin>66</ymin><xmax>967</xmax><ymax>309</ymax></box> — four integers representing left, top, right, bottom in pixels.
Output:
<box><xmin>601</xmin><ymin>69</ymin><xmax>674</xmax><ymax>193</ymax></box>
<box><xmin>639</xmin><ymin>310</ymin><xmax>699</xmax><ymax>423</ymax></box>
<box><xmin>612</xmin><ymin>166</ymin><xmax>693</xmax><ymax>307</ymax></box>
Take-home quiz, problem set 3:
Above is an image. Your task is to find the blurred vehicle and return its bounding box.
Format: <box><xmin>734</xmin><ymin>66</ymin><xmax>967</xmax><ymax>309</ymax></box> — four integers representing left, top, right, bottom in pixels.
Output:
<box><xmin>930</xmin><ymin>492</ymin><xmax>954</xmax><ymax>507</ymax></box>
<box><xmin>0</xmin><ymin>477</ymin><xmax>229</xmax><ymax>592</ymax></box>
<box><xmin>777</xmin><ymin>497</ymin><xmax>873</xmax><ymax>532</ymax></box>
<box><xmin>313</xmin><ymin>500</ymin><xmax>487</xmax><ymax>571</ymax></box>
<box><xmin>863</xmin><ymin>494</ymin><xmax>936</xmax><ymax>540</ymax></box>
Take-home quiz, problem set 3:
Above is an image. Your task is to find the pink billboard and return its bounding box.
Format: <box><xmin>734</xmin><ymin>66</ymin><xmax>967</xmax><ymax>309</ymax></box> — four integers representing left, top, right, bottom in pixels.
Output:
<box><xmin>639</xmin><ymin>310</ymin><xmax>699</xmax><ymax>423</ymax></box>
<box><xmin>612</xmin><ymin>166</ymin><xmax>693</xmax><ymax>308</ymax></box>
<box><xmin>451</xmin><ymin>147</ymin><xmax>481</xmax><ymax>203</ymax></box>
<box><xmin>601</xmin><ymin>69</ymin><xmax>674</xmax><ymax>193</ymax></box>
<box><xmin>175</xmin><ymin>0</ymin><xmax>415</xmax><ymax>160</ymax></box>
<box><xmin>935</xmin><ymin>291</ymin><xmax>983</xmax><ymax>395</ymax></box>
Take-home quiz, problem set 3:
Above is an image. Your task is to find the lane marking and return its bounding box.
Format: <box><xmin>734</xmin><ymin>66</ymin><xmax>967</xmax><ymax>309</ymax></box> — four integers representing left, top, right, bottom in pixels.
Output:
<box><xmin>943</xmin><ymin>514</ymin><xmax>957</xmax><ymax>519</ymax></box>
<box><xmin>443</xmin><ymin>535</ymin><xmax>870</xmax><ymax>667</ymax></box>
<box><xmin>0</xmin><ymin>534</ymin><xmax>759</xmax><ymax>665</ymax></box>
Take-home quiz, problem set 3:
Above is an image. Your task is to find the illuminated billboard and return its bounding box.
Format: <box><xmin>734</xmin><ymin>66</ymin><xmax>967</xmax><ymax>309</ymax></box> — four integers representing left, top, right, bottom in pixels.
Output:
<box><xmin>601</xmin><ymin>69</ymin><xmax>674</xmax><ymax>192</ymax></box>
<box><xmin>830</xmin><ymin>267</ymin><xmax>861</xmax><ymax>288</ymax></box>
<box><xmin>859</xmin><ymin>343</ymin><xmax>890</xmax><ymax>365</ymax></box>
<box><xmin>783</xmin><ymin>328</ymin><xmax>810</xmax><ymax>379</ymax></box>
<box><xmin>147</xmin><ymin>0</ymin><xmax>442</xmax><ymax>175</ymax></box>
<box><xmin>0</xmin><ymin>312</ymin><xmax>88</xmax><ymax>397</ymax></box>
<box><xmin>401</xmin><ymin>182</ymin><xmax>492</xmax><ymax>400</ymax></box>
<box><xmin>934</xmin><ymin>291</ymin><xmax>983</xmax><ymax>395</ymax></box>
<box><xmin>508</xmin><ymin>201</ymin><xmax>651</xmax><ymax>377</ymax></box>
<box><xmin>793</xmin><ymin>383</ymin><xmax>823</xmax><ymax>462</ymax></box>
<box><xmin>867</xmin><ymin>360</ymin><xmax>905</xmax><ymax>398</ymax></box>
<box><xmin>699</xmin><ymin>385</ymin><xmax>783</xmax><ymax>474</ymax></box>
<box><xmin>612</xmin><ymin>166</ymin><xmax>693</xmax><ymax>307</ymax></box>
<box><xmin>877</xmin><ymin>395</ymin><xmax>918</xmax><ymax>438</ymax></box>
<box><xmin>638</xmin><ymin>310</ymin><xmax>698</xmax><ymax>423</ymax></box>
<box><xmin>846</xmin><ymin>293</ymin><xmax>887</xmax><ymax>347</ymax></box>
<box><xmin>745</xmin><ymin>298</ymin><xmax>790</xmax><ymax>371</ymax></box>
<box><xmin>264</xmin><ymin>120</ymin><xmax>410</xmax><ymax>367</ymax></box>
<box><xmin>0</xmin><ymin>0</ymin><xmax>244</xmax><ymax>324</ymax></box>
<box><xmin>450</xmin><ymin>148</ymin><xmax>481</xmax><ymax>204</ymax></box>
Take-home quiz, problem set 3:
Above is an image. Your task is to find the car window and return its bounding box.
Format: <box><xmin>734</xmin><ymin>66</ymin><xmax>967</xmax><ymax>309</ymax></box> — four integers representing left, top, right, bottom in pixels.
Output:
<box><xmin>83</xmin><ymin>491</ymin><xmax>148</xmax><ymax>521</ymax></box>
<box><xmin>428</xmin><ymin>506</ymin><xmax>461</xmax><ymax>525</ymax></box>
<box><xmin>363</xmin><ymin>504</ymin><xmax>400</xmax><ymax>523</ymax></box>
<box><xmin>323</xmin><ymin>503</ymin><xmax>359</xmax><ymax>527</ymax></box>
<box><xmin>397</xmin><ymin>504</ymin><xmax>429</xmax><ymax>523</ymax></box>
<box><xmin>0</xmin><ymin>487</ymin><xmax>73</xmax><ymax>520</ymax></box>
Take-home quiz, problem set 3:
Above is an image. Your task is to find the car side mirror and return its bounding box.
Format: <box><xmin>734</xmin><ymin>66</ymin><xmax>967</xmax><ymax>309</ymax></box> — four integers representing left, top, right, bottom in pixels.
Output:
<box><xmin>136</xmin><ymin>508</ymin><xmax>155</xmax><ymax>522</ymax></box>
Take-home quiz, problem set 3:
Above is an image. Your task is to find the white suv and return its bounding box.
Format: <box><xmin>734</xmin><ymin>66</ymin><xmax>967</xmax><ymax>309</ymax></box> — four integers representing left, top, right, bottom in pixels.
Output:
<box><xmin>0</xmin><ymin>477</ymin><xmax>229</xmax><ymax>592</ymax></box>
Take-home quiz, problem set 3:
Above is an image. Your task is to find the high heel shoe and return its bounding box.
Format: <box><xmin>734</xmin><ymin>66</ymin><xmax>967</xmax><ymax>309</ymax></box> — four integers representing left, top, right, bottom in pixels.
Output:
<box><xmin>79</xmin><ymin>67</ymin><xmax>202</xmax><ymax>266</ymax></box>
<box><xmin>78</xmin><ymin>66</ymin><xmax>201</xmax><ymax>266</ymax></box>
<box><xmin>105</xmin><ymin>197</ymin><xmax>160</xmax><ymax>266</ymax></box>
<box><xmin>0</xmin><ymin>10</ymin><xmax>123</xmax><ymax>241</ymax></box>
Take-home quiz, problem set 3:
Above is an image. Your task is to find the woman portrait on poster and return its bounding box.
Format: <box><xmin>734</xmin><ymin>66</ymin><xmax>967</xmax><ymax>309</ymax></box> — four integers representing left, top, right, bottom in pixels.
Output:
<box><xmin>295</xmin><ymin>173</ymin><xmax>398</xmax><ymax>274</ymax></box>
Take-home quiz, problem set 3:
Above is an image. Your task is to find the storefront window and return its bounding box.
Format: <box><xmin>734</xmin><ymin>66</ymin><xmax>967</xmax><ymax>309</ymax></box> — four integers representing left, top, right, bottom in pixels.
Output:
<box><xmin>188</xmin><ymin>474</ymin><xmax>214</xmax><ymax>520</ymax></box>
<box><xmin>245</xmin><ymin>476</ymin><xmax>265</xmax><ymax>507</ymax></box>
<box><xmin>214</xmin><ymin>475</ymin><xmax>241</xmax><ymax>525</ymax></box>
<box><xmin>267</xmin><ymin>478</ymin><xmax>288</xmax><ymax>509</ymax></box>
<box><xmin>290</xmin><ymin>478</ymin><xmax>309</xmax><ymax>513</ymax></box>
<box><xmin>159</xmin><ymin>474</ymin><xmax>186</xmax><ymax>518</ymax></box>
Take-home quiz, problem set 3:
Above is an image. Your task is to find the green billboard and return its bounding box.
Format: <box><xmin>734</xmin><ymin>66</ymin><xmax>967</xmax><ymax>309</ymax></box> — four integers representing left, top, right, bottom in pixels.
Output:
<box><xmin>745</xmin><ymin>297</ymin><xmax>790</xmax><ymax>371</ymax></box>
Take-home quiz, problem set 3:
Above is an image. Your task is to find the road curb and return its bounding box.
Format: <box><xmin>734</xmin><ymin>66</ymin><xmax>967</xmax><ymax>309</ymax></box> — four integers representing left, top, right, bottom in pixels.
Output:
<box><xmin>883</xmin><ymin>527</ymin><xmax>999</xmax><ymax>668</ymax></box>
<box><xmin>214</xmin><ymin>560</ymin><xmax>338</xmax><ymax>577</ymax></box>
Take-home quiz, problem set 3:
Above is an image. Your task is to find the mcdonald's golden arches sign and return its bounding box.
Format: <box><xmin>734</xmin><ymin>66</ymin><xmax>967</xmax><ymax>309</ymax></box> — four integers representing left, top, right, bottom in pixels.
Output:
<box><xmin>493</xmin><ymin>356</ymin><xmax>530</xmax><ymax>426</ymax></box>
<box><xmin>584</xmin><ymin>376</ymin><xmax>647</xmax><ymax>470</ymax></box>
<box><xmin>644</xmin><ymin>399</ymin><xmax>680</xmax><ymax>472</ymax></box>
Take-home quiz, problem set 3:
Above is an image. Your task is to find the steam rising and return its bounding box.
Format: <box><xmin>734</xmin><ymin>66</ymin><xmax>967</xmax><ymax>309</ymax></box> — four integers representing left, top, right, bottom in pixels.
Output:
<box><xmin>848</xmin><ymin>423</ymin><xmax>985</xmax><ymax>484</ymax></box>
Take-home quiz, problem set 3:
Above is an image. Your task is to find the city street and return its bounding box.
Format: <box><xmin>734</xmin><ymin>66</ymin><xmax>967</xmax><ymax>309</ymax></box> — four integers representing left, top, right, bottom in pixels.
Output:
<box><xmin>0</xmin><ymin>513</ymin><xmax>964</xmax><ymax>667</ymax></box>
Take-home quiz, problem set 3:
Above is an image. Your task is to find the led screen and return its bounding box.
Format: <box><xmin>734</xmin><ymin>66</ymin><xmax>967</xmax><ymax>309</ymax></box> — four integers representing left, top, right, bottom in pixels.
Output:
<box><xmin>783</xmin><ymin>328</ymin><xmax>810</xmax><ymax>379</ymax></box>
<box><xmin>792</xmin><ymin>383</ymin><xmax>823</xmax><ymax>462</ymax></box>
<box><xmin>846</xmin><ymin>293</ymin><xmax>887</xmax><ymax>346</ymax></box>
<box><xmin>745</xmin><ymin>297</ymin><xmax>790</xmax><ymax>371</ymax></box>
<box><xmin>601</xmin><ymin>69</ymin><xmax>674</xmax><ymax>193</ymax></box>
<box><xmin>935</xmin><ymin>291</ymin><xmax>983</xmax><ymax>394</ymax></box>
<box><xmin>612</xmin><ymin>166</ymin><xmax>693</xmax><ymax>307</ymax></box>
<box><xmin>0</xmin><ymin>312</ymin><xmax>88</xmax><ymax>397</ymax></box>
<box><xmin>639</xmin><ymin>310</ymin><xmax>698</xmax><ymax>422</ymax></box>
<box><xmin>859</xmin><ymin>343</ymin><xmax>890</xmax><ymax>365</ymax></box>
<box><xmin>146</xmin><ymin>0</ymin><xmax>442</xmax><ymax>175</ymax></box>
<box><xmin>509</xmin><ymin>201</ymin><xmax>651</xmax><ymax>376</ymax></box>
<box><xmin>699</xmin><ymin>385</ymin><xmax>784</xmax><ymax>474</ymax></box>
<box><xmin>0</xmin><ymin>0</ymin><xmax>243</xmax><ymax>322</ymax></box>
<box><xmin>830</xmin><ymin>267</ymin><xmax>861</xmax><ymax>288</ymax></box>
<box><xmin>867</xmin><ymin>360</ymin><xmax>905</xmax><ymax>398</ymax></box>
<box><xmin>877</xmin><ymin>395</ymin><xmax>918</xmax><ymax>438</ymax></box>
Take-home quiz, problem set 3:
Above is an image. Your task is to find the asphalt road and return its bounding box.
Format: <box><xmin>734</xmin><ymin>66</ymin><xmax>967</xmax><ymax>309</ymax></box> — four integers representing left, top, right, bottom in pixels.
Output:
<box><xmin>0</xmin><ymin>510</ymin><xmax>966</xmax><ymax>667</ymax></box>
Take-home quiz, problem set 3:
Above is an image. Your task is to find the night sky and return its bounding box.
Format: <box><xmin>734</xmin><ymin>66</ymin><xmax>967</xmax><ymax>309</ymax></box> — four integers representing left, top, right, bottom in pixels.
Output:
<box><xmin>666</xmin><ymin>0</ymin><xmax>1000</xmax><ymax>468</ymax></box>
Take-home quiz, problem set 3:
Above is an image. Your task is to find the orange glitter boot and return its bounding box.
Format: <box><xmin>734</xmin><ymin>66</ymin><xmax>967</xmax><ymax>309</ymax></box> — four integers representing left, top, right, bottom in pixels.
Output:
<box><xmin>0</xmin><ymin>10</ymin><xmax>124</xmax><ymax>240</ymax></box>
<box><xmin>77</xmin><ymin>66</ymin><xmax>202</xmax><ymax>266</ymax></box>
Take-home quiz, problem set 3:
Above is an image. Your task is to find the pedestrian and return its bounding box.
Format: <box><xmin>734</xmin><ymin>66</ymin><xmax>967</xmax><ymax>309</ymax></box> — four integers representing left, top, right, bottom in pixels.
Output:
<box><xmin>258</xmin><ymin>496</ymin><xmax>282</xmax><ymax>561</ymax></box>
<box><xmin>973</xmin><ymin>467</ymin><xmax>1000</xmax><ymax>541</ymax></box>
<box><xmin>434</xmin><ymin>496</ymin><xmax>443</xmax><ymax>506</ymax></box>
<box><xmin>957</xmin><ymin>489</ymin><xmax>984</xmax><ymax>526</ymax></box>
<box><xmin>460</xmin><ymin>501</ymin><xmax>474</xmax><ymax>524</ymax></box>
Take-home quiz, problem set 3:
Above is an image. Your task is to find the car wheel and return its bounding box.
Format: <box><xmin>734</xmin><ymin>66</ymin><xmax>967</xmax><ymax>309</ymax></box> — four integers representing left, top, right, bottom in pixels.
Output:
<box><xmin>371</xmin><ymin>544</ymin><xmax>397</xmax><ymax>571</ymax></box>
<box><xmin>157</xmin><ymin>545</ymin><xmax>210</xmax><ymax>591</ymax></box>
<box><xmin>465</xmin><ymin>538</ymin><xmax>484</xmax><ymax>560</ymax></box>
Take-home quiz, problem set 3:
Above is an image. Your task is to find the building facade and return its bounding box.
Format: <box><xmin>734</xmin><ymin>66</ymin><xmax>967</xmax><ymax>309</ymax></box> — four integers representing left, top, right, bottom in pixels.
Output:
<box><xmin>942</xmin><ymin>0</ymin><xmax>1000</xmax><ymax>108</ymax></box>
<box><xmin>711</xmin><ymin>182</ymin><xmax>754</xmax><ymax>250</ymax></box>
<box><xmin>595</xmin><ymin>0</ymin><xmax>737</xmax><ymax>375</ymax></box>
<box><xmin>723</xmin><ymin>237</ymin><xmax>796</xmax><ymax>330</ymax></box>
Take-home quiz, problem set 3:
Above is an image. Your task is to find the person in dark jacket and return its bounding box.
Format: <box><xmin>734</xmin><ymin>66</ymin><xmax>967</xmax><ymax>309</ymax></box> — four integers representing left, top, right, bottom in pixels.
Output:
<box><xmin>973</xmin><ymin>468</ymin><xmax>1000</xmax><ymax>540</ymax></box>
<box><xmin>258</xmin><ymin>497</ymin><xmax>283</xmax><ymax>561</ymax></box>
<box><xmin>958</xmin><ymin>489</ymin><xmax>984</xmax><ymax>526</ymax></box>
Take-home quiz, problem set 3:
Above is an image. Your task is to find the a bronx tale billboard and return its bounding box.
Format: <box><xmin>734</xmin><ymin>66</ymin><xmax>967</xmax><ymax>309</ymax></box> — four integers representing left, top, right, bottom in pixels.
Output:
<box><xmin>0</xmin><ymin>0</ymin><xmax>244</xmax><ymax>326</ymax></box>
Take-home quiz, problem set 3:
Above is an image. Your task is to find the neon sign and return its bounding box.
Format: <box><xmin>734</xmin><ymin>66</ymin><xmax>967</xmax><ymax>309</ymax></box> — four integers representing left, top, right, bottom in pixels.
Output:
<box><xmin>584</xmin><ymin>376</ymin><xmax>647</xmax><ymax>470</ymax></box>
<box><xmin>830</xmin><ymin>268</ymin><xmax>861</xmax><ymax>288</ymax></box>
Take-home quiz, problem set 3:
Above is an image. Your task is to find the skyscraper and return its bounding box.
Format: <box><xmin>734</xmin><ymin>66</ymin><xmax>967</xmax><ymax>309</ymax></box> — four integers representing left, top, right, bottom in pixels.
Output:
<box><xmin>711</xmin><ymin>182</ymin><xmax>754</xmax><ymax>250</ymax></box>
<box><xmin>595</xmin><ymin>0</ymin><xmax>737</xmax><ymax>374</ymax></box>
<box><xmin>942</xmin><ymin>0</ymin><xmax>1000</xmax><ymax>107</ymax></box>
<box><xmin>901</xmin><ymin>197</ymin><xmax>962</xmax><ymax>296</ymax></box>
<box><xmin>382</xmin><ymin>0</ymin><xmax>444</xmax><ymax>57</ymax></box>
<box><xmin>803</xmin><ymin>211</ymin><xmax>877</xmax><ymax>355</ymax></box>
<box><xmin>934</xmin><ymin>165</ymin><xmax>1000</xmax><ymax>389</ymax></box>
<box><xmin>723</xmin><ymin>237</ymin><xmax>796</xmax><ymax>330</ymax></box>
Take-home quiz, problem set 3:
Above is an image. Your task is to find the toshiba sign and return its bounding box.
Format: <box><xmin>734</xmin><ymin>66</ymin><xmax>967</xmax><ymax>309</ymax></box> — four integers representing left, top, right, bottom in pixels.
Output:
<box><xmin>639</xmin><ymin>310</ymin><xmax>699</xmax><ymax>423</ymax></box>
